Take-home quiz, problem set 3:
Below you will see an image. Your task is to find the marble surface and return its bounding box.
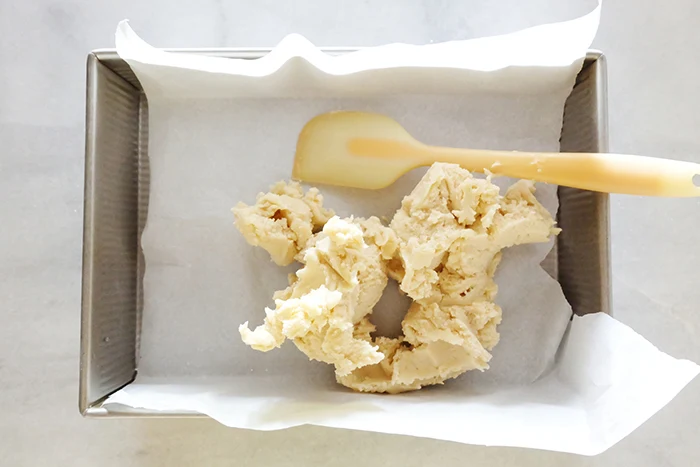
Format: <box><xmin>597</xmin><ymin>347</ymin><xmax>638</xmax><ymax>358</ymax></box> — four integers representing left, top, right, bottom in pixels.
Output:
<box><xmin>1</xmin><ymin>0</ymin><xmax>698</xmax><ymax>465</ymax></box>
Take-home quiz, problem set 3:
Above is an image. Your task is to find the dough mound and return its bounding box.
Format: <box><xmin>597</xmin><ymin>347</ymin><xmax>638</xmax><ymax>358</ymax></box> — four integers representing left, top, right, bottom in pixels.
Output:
<box><xmin>337</xmin><ymin>301</ymin><xmax>500</xmax><ymax>393</ymax></box>
<box><xmin>239</xmin><ymin>216</ymin><xmax>398</xmax><ymax>376</ymax></box>
<box><xmin>232</xmin><ymin>181</ymin><xmax>334</xmax><ymax>266</ymax></box>
<box><xmin>234</xmin><ymin>163</ymin><xmax>558</xmax><ymax>393</ymax></box>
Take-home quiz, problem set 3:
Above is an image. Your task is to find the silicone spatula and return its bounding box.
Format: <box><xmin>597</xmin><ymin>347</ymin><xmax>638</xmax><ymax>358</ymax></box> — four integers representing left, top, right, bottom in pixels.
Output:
<box><xmin>292</xmin><ymin>111</ymin><xmax>700</xmax><ymax>197</ymax></box>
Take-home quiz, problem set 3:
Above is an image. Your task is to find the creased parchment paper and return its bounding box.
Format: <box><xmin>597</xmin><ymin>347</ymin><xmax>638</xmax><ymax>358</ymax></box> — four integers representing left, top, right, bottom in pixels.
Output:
<box><xmin>106</xmin><ymin>3</ymin><xmax>699</xmax><ymax>455</ymax></box>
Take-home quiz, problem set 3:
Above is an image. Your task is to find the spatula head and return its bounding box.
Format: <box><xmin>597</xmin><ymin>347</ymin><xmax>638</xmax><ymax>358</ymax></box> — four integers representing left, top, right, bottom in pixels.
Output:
<box><xmin>293</xmin><ymin>111</ymin><xmax>422</xmax><ymax>189</ymax></box>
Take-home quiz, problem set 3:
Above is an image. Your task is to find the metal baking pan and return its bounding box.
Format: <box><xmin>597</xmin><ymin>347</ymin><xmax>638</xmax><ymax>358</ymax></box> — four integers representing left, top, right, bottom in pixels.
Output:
<box><xmin>80</xmin><ymin>49</ymin><xmax>610</xmax><ymax>416</ymax></box>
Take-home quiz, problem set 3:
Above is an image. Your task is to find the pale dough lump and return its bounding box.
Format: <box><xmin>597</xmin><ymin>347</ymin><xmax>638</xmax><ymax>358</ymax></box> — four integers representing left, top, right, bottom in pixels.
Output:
<box><xmin>234</xmin><ymin>163</ymin><xmax>558</xmax><ymax>393</ymax></box>
<box><xmin>232</xmin><ymin>181</ymin><xmax>335</xmax><ymax>266</ymax></box>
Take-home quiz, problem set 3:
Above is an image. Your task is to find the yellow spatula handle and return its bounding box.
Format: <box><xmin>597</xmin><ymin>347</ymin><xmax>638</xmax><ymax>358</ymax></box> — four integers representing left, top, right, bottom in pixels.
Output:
<box><xmin>429</xmin><ymin>148</ymin><xmax>700</xmax><ymax>197</ymax></box>
<box><xmin>352</xmin><ymin>139</ymin><xmax>700</xmax><ymax>197</ymax></box>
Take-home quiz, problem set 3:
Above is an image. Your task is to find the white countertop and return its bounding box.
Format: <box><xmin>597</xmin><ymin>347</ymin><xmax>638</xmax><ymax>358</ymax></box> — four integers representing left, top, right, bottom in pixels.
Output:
<box><xmin>1</xmin><ymin>0</ymin><xmax>698</xmax><ymax>465</ymax></box>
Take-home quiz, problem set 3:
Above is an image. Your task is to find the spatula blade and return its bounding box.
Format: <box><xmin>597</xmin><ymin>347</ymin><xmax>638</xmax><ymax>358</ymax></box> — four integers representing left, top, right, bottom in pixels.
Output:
<box><xmin>293</xmin><ymin>111</ymin><xmax>421</xmax><ymax>189</ymax></box>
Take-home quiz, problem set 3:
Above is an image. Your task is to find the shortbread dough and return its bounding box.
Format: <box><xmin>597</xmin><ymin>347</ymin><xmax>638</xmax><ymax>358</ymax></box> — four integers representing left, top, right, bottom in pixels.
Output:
<box><xmin>232</xmin><ymin>181</ymin><xmax>334</xmax><ymax>266</ymax></box>
<box><xmin>239</xmin><ymin>216</ymin><xmax>399</xmax><ymax>376</ymax></box>
<box><xmin>234</xmin><ymin>163</ymin><xmax>558</xmax><ymax>393</ymax></box>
